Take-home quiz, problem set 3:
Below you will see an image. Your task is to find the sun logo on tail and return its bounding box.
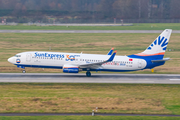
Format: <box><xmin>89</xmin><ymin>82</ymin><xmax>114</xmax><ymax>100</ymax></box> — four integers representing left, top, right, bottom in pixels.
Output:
<box><xmin>147</xmin><ymin>36</ymin><xmax>168</xmax><ymax>51</ymax></box>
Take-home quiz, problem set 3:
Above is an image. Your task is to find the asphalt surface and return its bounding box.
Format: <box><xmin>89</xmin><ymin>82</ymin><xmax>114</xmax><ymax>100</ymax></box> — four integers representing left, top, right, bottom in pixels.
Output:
<box><xmin>0</xmin><ymin>113</ymin><xmax>180</xmax><ymax>117</ymax></box>
<box><xmin>1</xmin><ymin>73</ymin><xmax>180</xmax><ymax>117</ymax></box>
<box><xmin>1</xmin><ymin>30</ymin><xmax>180</xmax><ymax>33</ymax></box>
<box><xmin>0</xmin><ymin>73</ymin><xmax>180</xmax><ymax>84</ymax></box>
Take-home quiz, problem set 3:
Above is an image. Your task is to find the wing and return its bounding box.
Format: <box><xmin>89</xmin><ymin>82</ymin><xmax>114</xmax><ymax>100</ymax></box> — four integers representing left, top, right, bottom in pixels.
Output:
<box><xmin>79</xmin><ymin>51</ymin><xmax>116</xmax><ymax>69</ymax></box>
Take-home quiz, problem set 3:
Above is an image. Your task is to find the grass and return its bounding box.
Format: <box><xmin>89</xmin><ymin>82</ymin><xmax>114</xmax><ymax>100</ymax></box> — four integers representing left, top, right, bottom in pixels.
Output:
<box><xmin>0</xmin><ymin>83</ymin><xmax>180</xmax><ymax>115</ymax></box>
<box><xmin>1</xmin><ymin>23</ymin><xmax>180</xmax><ymax>30</ymax></box>
<box><xmin>0</xmin><ymin>33</ymin><xmax>180</xmax><ymax>73</ymax></box>
<box><xmin>1</xmin><ymin>116</ymin><xmax>180</xmax><ymax>120</ymax></box>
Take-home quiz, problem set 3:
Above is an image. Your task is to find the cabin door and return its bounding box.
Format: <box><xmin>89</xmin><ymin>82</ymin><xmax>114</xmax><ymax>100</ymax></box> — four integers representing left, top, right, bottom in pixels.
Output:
<box><xmin>138</xmin><ymin>60</ymin><xmax>142</xmax><ymax>68</ymax></box>
<box><xmin>26</xmin><ymin>53</ymin><xmax>31</xmax><ymax>62</ymax></box>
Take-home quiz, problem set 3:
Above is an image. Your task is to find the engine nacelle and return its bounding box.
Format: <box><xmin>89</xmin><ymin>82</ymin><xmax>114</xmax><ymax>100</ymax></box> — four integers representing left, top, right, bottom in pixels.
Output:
<box><xmin>63</xmin><ymin>64</ymin><xmax>79</xmax><ymax>73</ymax></box>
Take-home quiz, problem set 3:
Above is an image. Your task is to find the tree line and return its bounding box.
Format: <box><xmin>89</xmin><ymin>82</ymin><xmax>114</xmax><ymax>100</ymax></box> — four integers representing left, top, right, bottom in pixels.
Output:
<box><xmin>0</xmin><ymin>0</ymin><xmax>180</xmax><ymax>22</ymax></box>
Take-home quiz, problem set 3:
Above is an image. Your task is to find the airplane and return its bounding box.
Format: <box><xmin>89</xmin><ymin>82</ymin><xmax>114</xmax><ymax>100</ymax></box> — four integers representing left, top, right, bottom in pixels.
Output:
<box><xmin>8</xmin><ymin>29</ymin><xmax>172</xmax><ymax>77</ymax></box>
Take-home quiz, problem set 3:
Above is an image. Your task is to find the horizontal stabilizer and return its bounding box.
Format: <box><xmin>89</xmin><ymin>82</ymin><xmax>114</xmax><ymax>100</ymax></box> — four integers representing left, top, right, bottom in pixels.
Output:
<box><xmin>151</xmin><ymin>58</ymin><xmax>170</xmax><ymax>62</ymax></box>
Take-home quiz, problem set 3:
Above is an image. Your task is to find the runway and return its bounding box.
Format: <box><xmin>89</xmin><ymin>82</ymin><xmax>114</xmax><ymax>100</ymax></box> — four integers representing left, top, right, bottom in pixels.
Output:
<box><xmin>1</xmin><ymin>30</ymin><xmax>180</xmax><ymax>33</ymax></box>
<box><xmin>0</xmin><ymin>113</ymin><xmax>180</xmax><ymax>117</ymax></box>
<box><xmin>0</xmin><ymin>73</ymin><xmax>180</xmax><ymax>84</ymax></box>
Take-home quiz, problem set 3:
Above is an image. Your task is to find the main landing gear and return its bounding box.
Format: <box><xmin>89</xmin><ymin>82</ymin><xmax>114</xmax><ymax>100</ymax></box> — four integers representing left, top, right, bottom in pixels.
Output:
<box><xmin>86</xmin><ymin>71</ymin><xmax>91</xmax><ymax>77</ymax></box>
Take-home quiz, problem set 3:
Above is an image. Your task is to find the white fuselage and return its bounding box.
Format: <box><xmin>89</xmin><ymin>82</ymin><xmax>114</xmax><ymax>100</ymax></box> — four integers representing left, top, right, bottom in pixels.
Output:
<box><xmin>8</xmin><ymin>51</ymin><xmax>147</xmax><ymax>72</ymax></box>
<box><xmin>7</xmin><ymin>29</ymin><xmax>172</xmax><ymax>75</ymax></box>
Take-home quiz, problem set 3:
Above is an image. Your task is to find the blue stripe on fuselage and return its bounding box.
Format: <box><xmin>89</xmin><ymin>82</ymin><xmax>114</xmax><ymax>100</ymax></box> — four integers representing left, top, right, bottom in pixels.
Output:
<box><xmin>16</xmin><ymin>64</ymin><xmax>136</xmax><ymax>72</ymax></box>
<box><xmin>128</xmin><ymin>54</ymin><xmax>165</xmax><ymax>69</ymax></box>
<box><xmin>15</xmin><ymin>64</ymin><xmax>63</xmax><ymax>69</ymax></box>
<box><xmin>88</xmin><ymin>69</ymin><xmax>137</xmax><ymax>72</ymax></box>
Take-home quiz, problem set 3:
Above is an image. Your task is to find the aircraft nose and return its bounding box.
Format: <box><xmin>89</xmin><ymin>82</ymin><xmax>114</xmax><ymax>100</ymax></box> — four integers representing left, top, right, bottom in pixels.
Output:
<box><xmin>8</xmin><ymin>57</ymin><xmax>14</xmax><ymax>64</ymax></box>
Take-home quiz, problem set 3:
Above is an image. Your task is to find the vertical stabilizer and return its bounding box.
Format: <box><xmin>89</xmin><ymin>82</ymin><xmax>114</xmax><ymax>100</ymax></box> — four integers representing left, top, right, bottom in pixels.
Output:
<box><xmin>138</xmin><ymin>29</ymin><xmax>172</xmax><ymax>56</ymax></box>
<box><xmin>128</xmin><ymin>29</ymin><xmax>172</xmax><ymax>69</ymax></box>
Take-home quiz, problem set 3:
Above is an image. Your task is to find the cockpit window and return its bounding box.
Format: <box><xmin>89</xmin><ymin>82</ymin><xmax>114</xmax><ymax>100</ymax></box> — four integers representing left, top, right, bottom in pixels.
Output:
<box><xmin>15</xmin><ymin>55</ymin><xmax>21</xmax><ymax>57</ymax></box>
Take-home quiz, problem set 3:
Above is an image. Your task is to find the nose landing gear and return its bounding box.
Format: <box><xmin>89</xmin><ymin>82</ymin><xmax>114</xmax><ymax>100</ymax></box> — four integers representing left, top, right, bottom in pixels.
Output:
<box><xmin>86</xmin><ymin>71</ymin><xmax>91</xmax><ymax>77</ymax></box>
<box><xmin>22</xmin><ymin>69</ymin><xmax>26</xmax><ymax>73</ymax></box>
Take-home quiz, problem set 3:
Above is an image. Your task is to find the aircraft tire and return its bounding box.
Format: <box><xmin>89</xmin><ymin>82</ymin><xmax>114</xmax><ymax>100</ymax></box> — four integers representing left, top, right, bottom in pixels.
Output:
<box><xmin>22</xmin><ymin>70</ymin><xmax>26</xmax><ymax>73</ymax></box>
<box><xmin>86</xmin><ymin>71</ymin><xmax>91</xmax><ymax>77</ymax></box>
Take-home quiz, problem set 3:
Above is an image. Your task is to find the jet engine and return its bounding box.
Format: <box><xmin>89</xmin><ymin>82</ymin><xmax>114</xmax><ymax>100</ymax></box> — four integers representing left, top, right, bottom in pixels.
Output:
<box><xmin>63</xmin><ymin>64</ymin><xmax>79</xmax><ymax>73</ymax></box>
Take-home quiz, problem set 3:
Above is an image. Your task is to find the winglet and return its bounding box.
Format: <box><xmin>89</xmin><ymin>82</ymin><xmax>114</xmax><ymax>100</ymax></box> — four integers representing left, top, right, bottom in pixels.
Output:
<box><xmin>107</xmin><ymin>51</ymin><xmax>116</xmax><ymax>62</ymax></box>
<box><xmin>107</xmin><ymin>48</ymin><xmax>114</xmax><ymax>55</ymax></box>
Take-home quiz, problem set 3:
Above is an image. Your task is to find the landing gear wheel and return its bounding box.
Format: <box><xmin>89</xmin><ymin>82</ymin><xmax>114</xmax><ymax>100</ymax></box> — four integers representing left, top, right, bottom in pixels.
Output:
<box><xmin>86</xmin><ymin>71</ymin><xmax>91</xmax><ymax>77</ymax></box>
<box><xmin>22</xmin><ymin>70</ymin><xmax>26</xmax><ymax>73</ymax></box>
